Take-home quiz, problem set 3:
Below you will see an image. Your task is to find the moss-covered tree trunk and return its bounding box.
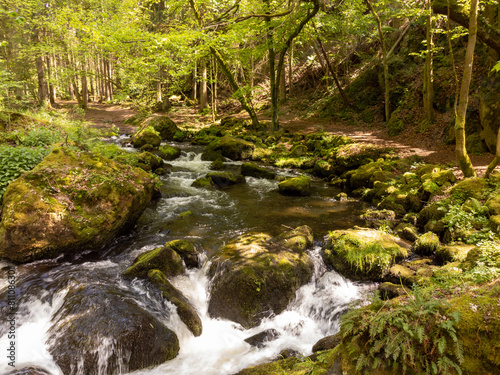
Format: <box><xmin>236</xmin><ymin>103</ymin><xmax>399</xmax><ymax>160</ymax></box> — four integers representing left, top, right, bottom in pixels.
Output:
<box><xmin>200</xmin><ymin>59</ymin><xmax>207</xmax><ymax>109</ymax></box>
<box><xmin>485</xmin><ymin>127</ymin><xmax>500</xmax><ymax>178</ymax></box>
<box><xmin>454</xmin><ymin>0</ymin><xmax>478</xmax><ymax>178</ymax></box>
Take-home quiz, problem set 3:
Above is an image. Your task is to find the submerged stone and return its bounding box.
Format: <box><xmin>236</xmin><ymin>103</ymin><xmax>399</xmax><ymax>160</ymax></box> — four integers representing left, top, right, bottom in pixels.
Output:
<box><xmin>0</xmin><ymin>147</ymin><xmax>154</xmax><ymax>263</ymax></box>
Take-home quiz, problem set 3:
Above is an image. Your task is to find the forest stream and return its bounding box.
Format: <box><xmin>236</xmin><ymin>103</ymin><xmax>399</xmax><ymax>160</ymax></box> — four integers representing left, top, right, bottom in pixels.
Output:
<box><xmin>0</xmin><ymin>139</ymin><xmax>377</xmax><ymax>375</ymax></box>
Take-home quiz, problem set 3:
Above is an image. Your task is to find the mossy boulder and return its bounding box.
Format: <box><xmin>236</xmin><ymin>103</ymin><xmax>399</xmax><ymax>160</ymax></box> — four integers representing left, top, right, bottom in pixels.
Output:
<box><xmin>413</xmin><ymin>232</ymin><xmax>440</xmax><ymax>255</ymax></box>
<box><xmin>435</xmin><ymin>244</ymin><xmax>476</xmax><ymax>264</ymax></box>
<box><xmin>278</xmin><ymin>176</ymin><xmax>311</xmax><ymax>196</ymax></box>
<box><xmin>274</xmin><ymin>225</ymin><xmax>314</xmax><ymax>253</ymax></box>
<box><xmin>208</xmin><ymin>227</ymin><xmax>314</xmax><ymax>328</ymax></box>
<box><xmin>312</xmin><ymin>334</ymin><xmax>341</xmax><ymax>353</ymax></box>
<box><xmin>147</xmin><ymin>269</ymin><xmax>202</xmax><ymax>337</ymax></box>
<box><xmin>289</xmin><ymin>144</ymin><xmax>308</xmax><ymax>158</ymax></box>
<box><xmin>313</xmin><ymin>159</ymin><xmax>334</xmax><ymax>178</ymax></box>
<box><xmin>206</xmin><ymin>171</ymin><xmax>246</xmax><ymax>187</ymax></box>
<box><xmin>330</xmin><ymin>143</ymin><xmax>392</xmax><ymax>175</ymax></box>
<box><xmin>156</xmin><ymin>145</ymin><xmax>181</xmax><ymax>161</ymax></box>
<box><xmin>123</xmin><ymin>244</ymin><xmax>185</xmax><ymax>279</ymax></box>
<box><xmin>0</xmin><ymin>147</ymin><xmax>154</xmax><ymax>263</ymax></box>
<box><xmin>131</xmin><ymin>130</ymin><xmax>161</xmax><ymax>148</ymax></box>
<box><xmin>241</xmin><ymin>162</ymin><xmax>276</xmax><ymax>180</ymax></box>
<box><xmin>204</xmin><ymin>135</ymin><xmax>255</xmax><ymax>160</ymax></box>
<box><xmin>191</xmin><ymin>177</ymin><xmax>214</xmax><ymax>189</ymax></box>
<box><xmin>167</xmin><ymin>239</ymin><xmax>199</xmax><ymax>268</ymax></box>
<box><xmin>345</xmin><ymin>159</ymin><xmax>397</xmax><ymax>190</ymax></box>
<box><xmin>322</xmin><ymin>229</ymin><xmax>409</xmax><ymax>281</ymax></box>
<box><xmin>138</xmin><ymin>151</ymin><xmax>164</xmax><ymax>172</ymax></box>
<box><xmin>47</xmin><ymin>283</ymin><xmax>179</xmax><ymax>374</ymax></box>
<box><xmin>449</xmin><ymin>177</ymin><xmax>488</xmax><ymax>203</ymax></box>
<box><xmin>485</xmin><ymin>194</ymin><xmax>500</xmax><ymax>215</ymax></box>
<box><xmin>150</xmin><ymin>116</ymin><xmax>180</xmax><ymax>141</ymax></box>
<box><xmin>418</xmin><ymin>201</ymin><xmax>445</xmax><ymax>227</ymax></box>
<box><xmin>378</xmin><ymin>282</ymin><xmax>410</xmax><ymax>300</ymax></box>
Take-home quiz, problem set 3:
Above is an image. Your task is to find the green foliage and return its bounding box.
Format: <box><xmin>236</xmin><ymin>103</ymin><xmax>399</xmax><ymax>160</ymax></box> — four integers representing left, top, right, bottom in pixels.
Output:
<box><xmin>341</xmin><ymin>289</ymin><xmax>463</xmax><ymax>374</ymax></box>
<box><xmin>11</xmin><ymin>125</ymin><xmax>64</xmax><ymax>147</ymax></box>
<box><xmin>438</xmin><ymin>199</ymin><xmax>496</xmax><ymax>244</ymax></box>
<box><xmin>0</xmin><ymin>145</ymin><xmax>48</xmax><ymax>199</ymax></box>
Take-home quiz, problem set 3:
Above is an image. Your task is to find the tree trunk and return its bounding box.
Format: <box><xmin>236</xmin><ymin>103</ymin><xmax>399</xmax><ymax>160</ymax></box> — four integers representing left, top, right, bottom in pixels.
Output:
<box><xmin>364</xmin><ymin>0</ymin><xmax>390</xmax><ymax>121</ymax></box>
<box><xmin>423</xmin><ymin>0</ymin><xmax>435</xmax><ymax>123</ymax></box>
<box><xmin>45</xmin><ymin>55</ymin><xmax>56</xmax><ymax>105</ymax></box>
<box><xmin>200</xmin><ymin>59</ymin><xmax>208</xmax><ymax>109</ymax></box>
<box><xmin>288</xmin><ymin>41</ymin><xmax>294</xmax><ymax>97</ymax></box>
<box><xmin>454</xmin><ymin>0</ymin><xmax>478</xmax><ymax>178</ymax></box>
<box><xmin>193</xmin><ymin>60</ymin><xmax>197</xmax><ymax>101</ymax></box>
<box><xmin>316</xmin><ymin>35</ymin><xmax>352</xmax><ymax>108</ymax></box>
<box><xmin>81</xmin><ymin>58</ymin><xmax>88</xmax><ymax>109</ymax></box>
<box><xmin>34</xmin><ymin>29</ymin><xmax>50</xmax><ymax>107</ymax></box>
<box><xmin>188</xmin><ymin>0</ymin><xmax>260</xmax><ymax>128</ymax></box>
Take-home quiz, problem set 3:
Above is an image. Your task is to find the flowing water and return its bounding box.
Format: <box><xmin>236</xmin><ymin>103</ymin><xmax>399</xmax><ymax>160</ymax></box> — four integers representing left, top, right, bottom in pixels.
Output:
<box><xmin>0</xmin><ymin>142</ymin><xmax>375</xmax><ymax>375</ymax></box>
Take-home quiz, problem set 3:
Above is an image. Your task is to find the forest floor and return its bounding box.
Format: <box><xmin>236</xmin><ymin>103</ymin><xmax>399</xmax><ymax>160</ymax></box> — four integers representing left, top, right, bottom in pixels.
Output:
<box><xmin>74</xmin><ymin>101</ymin><xmax>497</xmax><ymax>178</ymax></box>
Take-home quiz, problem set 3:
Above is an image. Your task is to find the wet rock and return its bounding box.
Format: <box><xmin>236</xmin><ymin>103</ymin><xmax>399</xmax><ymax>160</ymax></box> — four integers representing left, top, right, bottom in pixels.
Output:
<box><xmin>191</xmin><ymin>177</ymin><xmax>214</xmax><ymax>189</ymax></box>
<box><xmin>210</xmin><ymin>158</ymin><xmax>224</xmax><ymax>170</ymax></box>
<box><xmin>131</xmin><ymin>130</ymin><xmax>161</xmax><ymax>148</ymax></box>
<box><xmin>278</xmin><ymin>349</ymin><xmax>302</xmax><ymax>359</ymax></box>
<box><xmin>208</xmin><ymin>227</ymin><xmax>314</xmax><ymax>328</ymax></box>
<box><xmin>0</xmin><ymin>147</ymin><xmax>154</xmax><ymax>263</ymax></box>
<box><xmin>274</xmin><ymin>225</ymin><xmax>314</xmax><ymax>253</ymax></box>
<box><xmin>312</xmin><ymin>333</ymin><xmax>341</xmax><ymax>352</ymax></box>
<box><xmin>244</xmin><ymin>329</ymin><xmax>280</xmax><ymax>348</ymax></box>
<box><xmin>322</xmin><ymin>229</ymin><xmax>409</xmax><ymax>281</ymax></box>
<box><xmin>150</xmin><ymin>116</ymin><xmax>180</xmax><ymax>141</ymax></box>
<box><xmin>206</xmin><ymin>171</ymin><xmax>246</xmax><ymax>188</ymax></box>
<box><xmin>138</xmin><ymin>151</ymin><xmax>164</xmax><ymax>172</ymax></box>
<box><xmin>168</xmin><ymin>239</ymin><xmax>199</xmax><ymax>268</ymax></box>
<box><xmin>313</xmin><ymin>159</ymin><xmax>334</xmax><ymax>178</ymax></box>
<box><xmin>361</xmin><ymin>209</ymin><xmax>396</xmax><ymax>229</ymax></box>
<box><xmin>47</xmin><ymin>284</ymin><xmax>179</xmax><ymax>374</ymax></box>
<box><xmin>204</xmin><ymin>135</ymin><xmax>255</xmax><ymax>160</ymax></box>
<box><xmin>241</xmin><ymin>162</ymin><xmax>276</xmax><ymax>180</ymax></box>
<box><xmin>124</xmin><ymin>244</ymin><xmax>185</xmax><ymax>279</ymax></box>
<box><xmin>148</xmin><ymin>269</ymin><xmax>202</xmax><ymax>337</ymax></box>
<box><xmin>278</xmin><ymin>176</ymin><xmax>311</xmax><ymax>196</ymax></box>
<box><xmin>156</xmin><ymin>145</ymin><xmax>181</xmax><ymax>161</ymax></box>
<box><xmin>394</xmin><ymin>223</ymin><xmax>419</xmax><ymax>242</ymax></box>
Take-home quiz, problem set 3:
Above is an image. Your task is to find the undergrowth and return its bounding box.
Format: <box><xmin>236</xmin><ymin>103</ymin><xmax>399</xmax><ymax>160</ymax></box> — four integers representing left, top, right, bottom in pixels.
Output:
<box><xmin>341</xmin><ymin>288</ymin><xmax>463</xmax><ymax>374</ymax></box>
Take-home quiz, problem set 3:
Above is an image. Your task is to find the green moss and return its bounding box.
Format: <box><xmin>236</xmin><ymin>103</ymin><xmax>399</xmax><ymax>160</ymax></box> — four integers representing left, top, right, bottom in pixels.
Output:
<box><xmin>157</xmin><ymin>145</ymin><xmax>181</xmax><ymax>161</ymax></box>
<box><xmin>149</xmin><ymin>116</ymin><xmax>180</xmax><ymax>141</ymax></box>
<box><xmin>240</xmin><ymin>163</ymin><xmax>276</xmax><ymax>179</ymax></box>
<box><xmin>191</xmin><ymin>177</ymin><xmax>214</xmax><ymax>189</ymax></box>
<box><xmin>123</xmin><ymin>245</ymin><xmax>185</xmax><ymax>279</ymax></box>
<box><xmin>131</xmin><ymin>130</ymin><xmax>161</xmax><ymax>148</ymax></box>
<box><xmin>414</xmin><ymin>232</ymin><xmax>440</xmax><ymax>255</ymax></box>
<box><xmin>435</xmin><ymin>244</ymin><xmax>476</xmax><ymax>264</ymax></box>
<box><xmin>449</xmin><ymin>177</ymin><xmax>488</xmax><ymax>204</ymax></box>
<box><xmin>278</xmin><ymin>176</ymin><xmax>311</xmax><ymax>196</ymax></box>
<box><xmin>323</xmin><ymin>229</ymin><xmax>409</xmax><ymax>281</ymax></box>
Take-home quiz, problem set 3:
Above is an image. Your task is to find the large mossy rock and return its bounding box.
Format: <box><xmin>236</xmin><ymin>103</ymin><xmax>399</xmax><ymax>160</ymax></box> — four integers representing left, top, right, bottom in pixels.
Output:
<box><xmin>322</xmin><ymin>229</ymin><xmax>409</xmax><ymax>281</ymax></box>
<box><xmin>156</xmin><ymin>145</ymin><xmax>181</xmax><ymax>161</ymax></box>
<box><xmin>124</xmin><ymin>244</ymin><xmax>185</xmax><ymax>279</ymax></box>
<box><xmin>148</xmin><ymin>269</ymin><xmax>203</xmax><ymax>337</ymax></box>
<box><xmin>47</xmin><ymin>283</ymin><xmax>179</xmax><ymax>374</ymax></box>
<box><xmin>149</xmin><ymin>116</ymin><xmax>180</xmax><ymax>141</ymax></box>
<box><xmin>479</xmin><ymin>74</ymin><xmax>500</xmax><ymax>153</ymax></box>
<box><xmin>241</xmin><ymin>162</ymin><xmax>276</xmax><ymax>180</ymax></box>
<box><xmin>203</xmin><ymin>135</ymin><xmax>255</xmax><ymax>160</ymax></box>
<box><xmin>0</xmin><ymin>147</ymin><xmax>154</xmax><ymax>263</ymax></box>
<box><xmin>208</xmin><ymin>226</ymin><xmax>314</xmax><ymax>328</ymax></box>
<box><xmin>278</xmin><ymin>176</ymin><xmax>311</xmax><ymax>196</ymax></box>
<box><xmin>167</xmin><ymin>239</ymin><xmax>199</xmax><ymax>268</ymax></box>
<box><xmin>131</xmin><ymin>130</ymin><xmax>161</xmax><ymax>148</ymax></box>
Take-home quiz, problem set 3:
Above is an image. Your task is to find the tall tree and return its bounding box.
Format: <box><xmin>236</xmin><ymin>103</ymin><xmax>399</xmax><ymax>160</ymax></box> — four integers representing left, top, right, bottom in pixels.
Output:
<box><xmin>454</xmin><ymin>0</ymin><xmax>479</xmax><ymax>177</ymax></box>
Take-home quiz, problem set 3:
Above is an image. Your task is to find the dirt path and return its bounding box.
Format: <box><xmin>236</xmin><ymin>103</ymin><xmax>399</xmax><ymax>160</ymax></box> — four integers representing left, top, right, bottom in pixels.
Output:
<box><xmin>80</xmin><ymin>102</ymin><xmax>497</xmax><ymax>178</ymax></box>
